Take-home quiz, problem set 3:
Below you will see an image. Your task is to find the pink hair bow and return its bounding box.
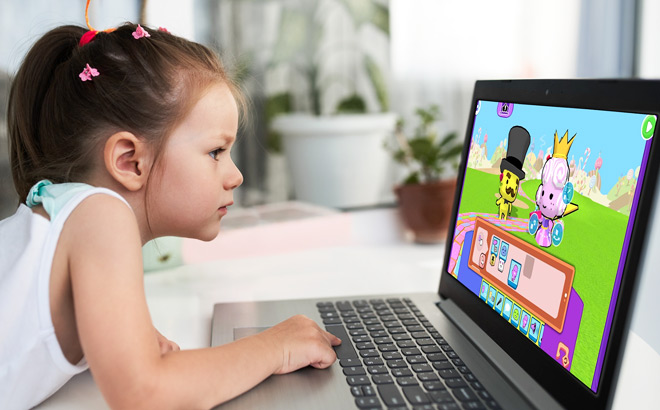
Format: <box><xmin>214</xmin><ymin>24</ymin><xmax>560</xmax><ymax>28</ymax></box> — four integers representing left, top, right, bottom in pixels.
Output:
<box><xmin>79</xmin><ymin>64</ymin><xmax>100</xmax><ymax>81</ymax></box>
<box><xmin>132</xmin><ymin>24</ymin><xmax>151</xmax><ymax>39</ymax></box>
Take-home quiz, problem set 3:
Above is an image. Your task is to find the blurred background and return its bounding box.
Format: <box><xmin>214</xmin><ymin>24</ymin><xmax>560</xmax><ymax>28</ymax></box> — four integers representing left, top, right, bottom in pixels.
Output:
<box><xmin>1</xmin><ymin>0</ymin><xmax>660</xmax><ymax>365</ymax></box>
<box><xmin>1</xmin><ymin>0</ymin><xmax>660</xmax><ymax>216</ymax></box>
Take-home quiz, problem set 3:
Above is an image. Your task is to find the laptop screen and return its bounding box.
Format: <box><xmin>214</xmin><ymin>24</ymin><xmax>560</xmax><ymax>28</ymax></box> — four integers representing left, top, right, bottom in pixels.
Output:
<box><xmin>446</xmin><ymin>99</ymin><xmax>656</xmax><ymax>393</ymax></box>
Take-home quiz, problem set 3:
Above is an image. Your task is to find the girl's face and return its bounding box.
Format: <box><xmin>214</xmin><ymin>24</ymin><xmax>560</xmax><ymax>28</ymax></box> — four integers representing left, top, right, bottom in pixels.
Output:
<box><xmin>148</xmin><ymin>82</ymin><xmax>243</xmax><ymax>241</ymax></box>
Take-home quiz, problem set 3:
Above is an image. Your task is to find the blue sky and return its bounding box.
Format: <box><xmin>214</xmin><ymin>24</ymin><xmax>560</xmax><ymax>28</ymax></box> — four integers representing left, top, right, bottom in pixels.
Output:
<box><xmin>471</xmin><ymin>100</ymin><xmax>653</xmax><ymax>193</ymax></box>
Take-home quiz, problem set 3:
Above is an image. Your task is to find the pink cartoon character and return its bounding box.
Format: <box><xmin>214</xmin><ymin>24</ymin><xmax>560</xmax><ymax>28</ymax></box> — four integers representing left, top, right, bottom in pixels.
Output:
<box><xmin>528</xmin><ymin>131</ymin><xmax>579</xmax><ymax>247</ymax></box>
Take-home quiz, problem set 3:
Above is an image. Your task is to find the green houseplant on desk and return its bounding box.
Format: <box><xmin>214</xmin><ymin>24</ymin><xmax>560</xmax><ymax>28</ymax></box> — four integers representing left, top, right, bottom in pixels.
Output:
<box><xmin>268</xmin><ymin>0</ymin><xmax>395</xmax><ymax>209</ymax></box>
<box><xmin>389</xmin><ymin>105</ymin><xmax>462</xmax><ymax>243</ymax></box>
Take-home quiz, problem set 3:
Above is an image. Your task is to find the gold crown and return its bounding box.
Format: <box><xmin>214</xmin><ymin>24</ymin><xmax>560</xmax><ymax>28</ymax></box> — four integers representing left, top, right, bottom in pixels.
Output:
<box><xmin>553</xmin><ymin>131</ymin><xmax>575</xmax><ymax>160</ymax></box>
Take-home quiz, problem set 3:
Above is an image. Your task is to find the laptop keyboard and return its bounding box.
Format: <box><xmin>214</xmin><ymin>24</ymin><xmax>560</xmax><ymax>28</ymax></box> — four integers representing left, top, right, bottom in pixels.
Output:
<box><xmin>317</xmin><ymin>298</ymin><xmax>501</xmax><ymax>410</ymax></box>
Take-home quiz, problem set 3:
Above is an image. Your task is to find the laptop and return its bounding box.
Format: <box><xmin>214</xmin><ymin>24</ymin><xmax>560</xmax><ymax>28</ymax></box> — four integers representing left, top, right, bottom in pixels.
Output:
<box><xmin>211</xmin><ymin>79</ymin><xmax>660</xmax><ymax>409</ymax></box>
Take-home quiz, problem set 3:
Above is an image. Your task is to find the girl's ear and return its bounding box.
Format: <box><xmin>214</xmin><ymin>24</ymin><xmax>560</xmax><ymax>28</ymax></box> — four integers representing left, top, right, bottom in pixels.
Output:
<box><xmin>103</xmin><ymin>132</ymin><xmax>152</xmax><ymax>191</ymax></box>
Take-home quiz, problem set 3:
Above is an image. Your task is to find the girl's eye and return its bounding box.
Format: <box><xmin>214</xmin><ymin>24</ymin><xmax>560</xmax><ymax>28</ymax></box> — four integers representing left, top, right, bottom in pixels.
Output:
<box><xmin>209</xmin><ymin>148</ymin><xmax>225</xmax><ymax>160</ymax></box>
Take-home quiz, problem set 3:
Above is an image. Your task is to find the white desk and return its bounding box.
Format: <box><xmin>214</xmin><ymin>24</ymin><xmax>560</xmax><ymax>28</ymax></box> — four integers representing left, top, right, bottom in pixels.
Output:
<box><xmin>38</xmin><ymin>207</ymin><xmax>659</xmax><ymax>409</ymax></box>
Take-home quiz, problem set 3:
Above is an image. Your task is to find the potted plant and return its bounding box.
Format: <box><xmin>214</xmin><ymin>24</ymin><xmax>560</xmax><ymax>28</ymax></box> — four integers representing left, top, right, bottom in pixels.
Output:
<box><xmin>388</xmin><ymin>105</ymin><xmax>463</xmax><ymax>243</ymax></box>
<box><xmin>268</xmin><ymin>0</ymin><xmax>396</xmax><ymax>209</ymax></box>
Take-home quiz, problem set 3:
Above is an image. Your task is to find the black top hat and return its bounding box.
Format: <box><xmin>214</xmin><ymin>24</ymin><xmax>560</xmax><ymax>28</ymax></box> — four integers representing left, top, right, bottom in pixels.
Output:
<box><xmin>500</xmin><ymin>125</ymin><xmax>531</xmax><ymax>180</ymax></box>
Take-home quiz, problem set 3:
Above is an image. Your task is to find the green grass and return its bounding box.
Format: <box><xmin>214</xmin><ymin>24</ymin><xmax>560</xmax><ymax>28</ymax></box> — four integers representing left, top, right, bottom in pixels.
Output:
<box><xmin>459</xmin><ymin>168</ymin><xmax>629</xmax><ymax>387</ymax></box>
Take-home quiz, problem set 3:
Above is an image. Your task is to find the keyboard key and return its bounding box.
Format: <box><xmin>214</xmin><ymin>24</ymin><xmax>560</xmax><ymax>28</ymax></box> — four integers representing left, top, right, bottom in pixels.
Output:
<box><xmin>362</xmin><ymin>385</ymin><xmax>376</xmax><ymax>396</ymax></box>
<box><xmin>340</xmin><ymin>358</ymin><xmax>361</xmax><ymax>367</ymax></box>
<box><xmin>372</xmin><ymin>374</ymin><xmax>394</xmax><ymax>385</ymax></box>
<box><xmin>382</xmin><ymin>352</ymin><xmax>403</xmax><ymax>360</ymax></box>
<box><xmin>378</xmin><ymin>344</ymin><xmax>397</xmax><ymax>352</ymax></box>
<box><xmin>445</xmin><ymin>378</ymin><xmax>467</xmax><ymax>388</ymax></box>
<box><xmin>402</xmin><ymin>385</ymin><xmax>430</xmax><ymax>405</ymax></box>
<box><xmin>323</xmin><ymin>317</ymin><xmax>341</xmax><ymax>325</ymax></box>
<box><xmin>437</xmin><ymin>403</ymin><xmax>460</xmax><ymax>410</ymax></box>
<box><xmin>429</xmin><ymin>389</ymin><xmax>455</xmax><ymax>404</ymax></box>
<box><xmin>377</xmin><ymin>383</ymin><xmax>406</xmax><ymax>407</ymax></box>
<box><xmin>439</xmin><ymin>369</ymin><xmax>460</xmax><ymax>379</ymax></box>
<box><xmin>401</xmin><ymin>347</ymin><xmax>422</xmax><ymax>356</ymax></box>
<box><xmin>320</xmin><ymin>311</ymin><xmax>339</xmax><ymax>318</ymax></box>
<box><xmin>336</xmin><ymin>301</ymin><xmax>353</xmax><ymax>311</ymax></box>
<box><xmin>356</xmin><ymin>342</ymin><xmax>376</xmax><ymax>350</ymax></box>
<box><xmin>393</xmin><ymin>333</ymin><xmax>412</xmax><ymax>341</ymax></box>
<box><xmin>423</xmin><ymin>381</ymin><xmax>446</xmax><ymax>391</ymax></box>
<box><xmin>396</xmin><ymin>376</ymin><xmax>419</xmax><ymax>386</ymax></box>
<box><xmin>353</xmin><ymin>335</ymin><xmax>370</xmax><ymax>344</ymax></box>
<box><xmin>417</xmin><ymin>338</ymin><xmax>436</xmax><ymax>346</ymax></box>
<box><xmin>422</xmin><ymin>345</ymin><xmax>442</xmax><ymax>354</ymax></box>
<box><xmin>347</xmin><ymin>376</ymin><xmax>371</xmax><ymax>386</ymax></box>
<box><xmin>343</xmin><ymin>366</ymin><xmax>366</xmax><ymax>376</ymax></box>
<box><xmin>351</xmin><ymin>386</ymin><xmax>364</xmax><ymax>396</ymax></box>
<box><xmin>325</xmin><ymin>325</ymin><xmax>358</xmax><ymax>359</ymax></box>
<box><xmin>363</xmin><ymin>358</ymin><xmax>384</xmax><ymax>366</ymax></box>
<box><xmin>355</xmin><ymin>396</ymin><xmax>381</xmax><ymax>409</ymax></box>
<box><xmin>391</xmin><ymin>368</ymin><xmax>413</xmax><ymax>377</ymax></box>
<box><xmin>367</xmin><ymin>365</ymin><xmax>388</xmax><ymax>375</ymax></box>
<box><xmin>406</xmin><ymin>355</ymin><xmax>427</xmax><ymax>365</ymax></box>
<box><xmin>417</xmin><ymin>372</ymin><xmax>439</xmax><ymax>382</ymax></box>
<box><xmin>428</xmin><ymin>352</ymin><xmax>448</xmax><ymax>362</ymax></box>
<box><xmin>387</xmin><ymin>359</ymin><xmax>408</xmax><ymax>368</ymax></box>
<box><xmin>353</xmin><ymin>300</ymin><xmax>369</xmax><ymax>308</ymax></box>
<box><xmin>433</xmin><ymin>361</ymin><xmax>454</xmax><ymax>371</ymax></box>
<box><xmin>373</xmin><ymin>337</ymin><xmax>393</xmax><ymax>345</ymax></box>
<box><xmin>360</xmin><ymin>349</ymin><xmax>380</xmax><ymax>358</ymax></box>
<box><xmin>462</xmin><ymin>401</ymin><xmax>486</xmax><ymax>409</ymax></box>
<box><xmin>411</xmin><ymin>363</ymin><xmax>433</xmax><ymax>373</ymax></box>
<box><xmin>452</xmin><ymin>387</ymin><xmax>478</xmax><ymax>402</ymax></box>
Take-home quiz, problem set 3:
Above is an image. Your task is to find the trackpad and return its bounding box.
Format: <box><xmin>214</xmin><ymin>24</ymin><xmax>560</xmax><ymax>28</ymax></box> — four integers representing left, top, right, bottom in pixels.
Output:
<box><xmin>233</xmin><ymin>327</ymin><xmax>269</xmax><ymax>340</ymax></box>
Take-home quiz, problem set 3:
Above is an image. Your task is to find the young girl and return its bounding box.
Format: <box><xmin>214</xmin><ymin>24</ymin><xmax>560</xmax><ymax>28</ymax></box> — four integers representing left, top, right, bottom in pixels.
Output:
<box><xmin>0</xmin><ymin>14</ymin><xmax>340</xmax><ymax>410</ymax></box>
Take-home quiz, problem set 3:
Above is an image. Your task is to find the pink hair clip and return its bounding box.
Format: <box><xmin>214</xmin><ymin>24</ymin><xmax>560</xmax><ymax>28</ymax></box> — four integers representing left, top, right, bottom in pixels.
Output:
<box><xmin>132</xmin><ymin>24</ymin><xmax>151</xmax><ymax>39</ymax></box>
<box><xmin>79</xmin><ymin>64</ymin><xmax>100</xmax><ymax>82</ymax></box>
<box><xmin>158</xmin><ymin>27</ymin><xmax>169</xmax><ymax>33</ymax></box>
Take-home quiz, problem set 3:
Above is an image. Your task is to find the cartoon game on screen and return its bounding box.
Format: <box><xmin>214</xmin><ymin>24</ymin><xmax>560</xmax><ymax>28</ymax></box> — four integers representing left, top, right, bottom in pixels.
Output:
<box><xmin>448</xmin><ymin>100</ymin><xmax>654</xmax><ymax>390</ymax></box>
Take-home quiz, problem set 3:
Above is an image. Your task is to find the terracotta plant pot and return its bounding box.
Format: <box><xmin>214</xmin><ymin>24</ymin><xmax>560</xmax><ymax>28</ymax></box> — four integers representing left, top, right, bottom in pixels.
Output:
<box><xmin>394</xmin><ymin>179</ymin><xmax>457</xmax><ymax>243</ymax></box>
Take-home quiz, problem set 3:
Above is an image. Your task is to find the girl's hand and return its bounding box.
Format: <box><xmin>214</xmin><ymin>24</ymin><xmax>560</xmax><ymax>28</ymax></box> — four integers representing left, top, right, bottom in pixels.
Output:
<box><xmin>155</xmin><ymin>327</ymin><xmax>180</xmax><ymax>355</ymax></box>
<box><xmin>258</xmin><ymin>315</ymin><xmax>341</xmax><ymax>375</ymax></box>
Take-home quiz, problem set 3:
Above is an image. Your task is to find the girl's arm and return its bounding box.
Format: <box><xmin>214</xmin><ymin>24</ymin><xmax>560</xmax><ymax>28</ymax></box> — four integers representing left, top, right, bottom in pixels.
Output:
<box><xmin>63</xmin><ymin>195</ymin><xmax>340</xmax><ymax>409</ymax></box>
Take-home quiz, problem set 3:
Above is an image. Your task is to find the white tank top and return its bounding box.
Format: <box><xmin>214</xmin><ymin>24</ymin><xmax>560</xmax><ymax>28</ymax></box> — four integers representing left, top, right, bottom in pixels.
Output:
<box><xmin>0</xmin><ymin>183</ymin><xmax>129</xmax><ymax>409</ymax></box>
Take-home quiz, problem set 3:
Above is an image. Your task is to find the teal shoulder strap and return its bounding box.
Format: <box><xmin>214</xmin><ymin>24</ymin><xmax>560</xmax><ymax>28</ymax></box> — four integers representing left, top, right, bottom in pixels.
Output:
<box><xmin>26</xmin><ymin>179</ymin><xmax>94</xmax><ymax>220</ymax></box>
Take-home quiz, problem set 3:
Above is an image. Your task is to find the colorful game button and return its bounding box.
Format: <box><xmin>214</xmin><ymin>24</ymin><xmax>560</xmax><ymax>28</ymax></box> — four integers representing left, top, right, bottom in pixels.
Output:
<box><xmin>490</xmin><ymin>253</ymin><xmax>496</xmax><ymax>267</ymax></box>
<box><xmin>502</xmin><ymin>298</ymin><xmax>513</xmax><ymax>321</ymax></box>
<box><xmin>499</xmin><ymin>241</ymin><xmax>509</xmax><ymax>260</ymax></box>
<box><xmin>491</xmin><ymin>237</ymin><xmax>500</xmax><ymax>255</ymax></box>
<box><xmin>497</xmin><ymin>258</ymin><xmax>505</xmax><ymax>272</ymax></box>
<box><xmin>494</xmin><ymin>292</ymin><xmax>504</xmax><ymax>314</ymax></box>
<box><xmin>539</xmin><ymin>324</ymin><xmax>545</xmax><ymax>345</ymax></box>
<box><xmin>528</xmin><ymin>317</ymin><xmax>541</xmax><ymax>343</ymax></box>
<box><xmin>519</xmin><ymin>310</ymin><xmax>531</xmax><ymax>336</ymax></box>
<box><xmin>507</xmin><ymin>259</ymin><xmax>522</xmax><ymax>290</ymax></box>
<box><xmin>487</xmin><ymin>287</ymin><xmax>497</xmax><ymax>307</ymax></box>
<box><xmin>642</xmin><ymin>115</ymin><xmax>656</xmax><ymax>140</ymax></box>
<box><xmin>497</xmin><ymin>102</ymin><xmax>514</xmax><ymax>118</ymax></box>
<box><xmin>480</xmin><ymin>281</ymin><xmax>489</xmax><ymax>301</ymax></box>
<box><xmin>511</xmin><ymin>304</ymin><xmax>521</xmax><ymax>328</ymax></box>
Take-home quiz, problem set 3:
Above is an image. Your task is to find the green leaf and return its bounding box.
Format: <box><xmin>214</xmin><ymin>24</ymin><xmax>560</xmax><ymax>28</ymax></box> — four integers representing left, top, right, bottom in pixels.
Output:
<box><xmin>403</xmin><ymin>172</ymin><xmax>420</xmax><ymax>185</ymax></box>
<box><xmin>364</xmin><ymin>55</ymin><xmax>389</xmax><ymax>111</ymax></box>
<box><xmin>265</xmin><ymin>92</ymin><xmax>293</xmax><ymax>123</ymax></box>
<box><xmin>336</xmin><ymin>93</ymin><xmax>367</xmax><ymax>114</ymax></box>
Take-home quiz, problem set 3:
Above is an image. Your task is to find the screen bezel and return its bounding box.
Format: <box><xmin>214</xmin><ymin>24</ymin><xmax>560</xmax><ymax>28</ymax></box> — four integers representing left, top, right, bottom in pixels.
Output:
<box><xmin>439</xmin><ymin>79</ymin><xmax>660</xmax><ymax>409</ymax></box>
